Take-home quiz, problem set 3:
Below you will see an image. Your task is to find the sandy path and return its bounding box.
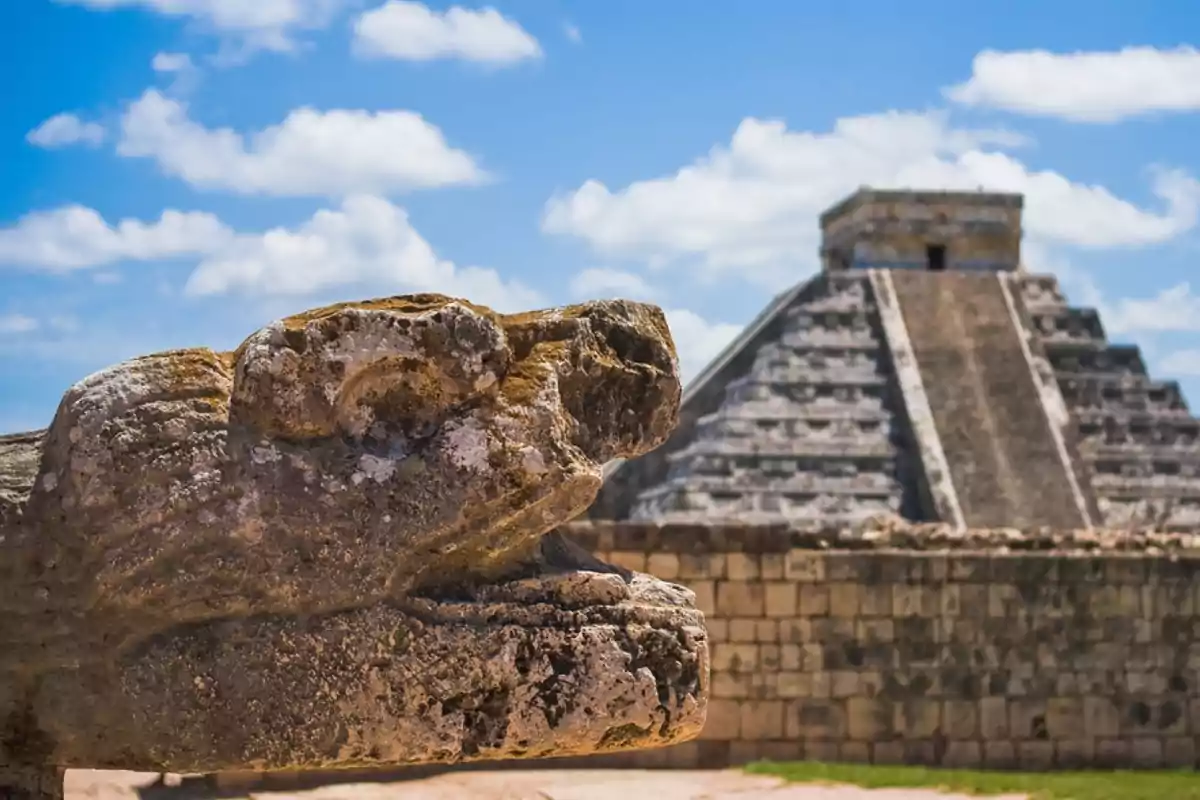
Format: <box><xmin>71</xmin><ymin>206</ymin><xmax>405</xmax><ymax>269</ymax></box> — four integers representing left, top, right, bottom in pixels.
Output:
<box><xmin>66</xmin><ymin>769</ymin><xmax>1029</xmax><ymax>800</ymax></box>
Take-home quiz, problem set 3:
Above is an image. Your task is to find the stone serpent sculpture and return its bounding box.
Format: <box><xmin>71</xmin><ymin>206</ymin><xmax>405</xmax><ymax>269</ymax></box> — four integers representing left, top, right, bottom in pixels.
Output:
<box><xmin>0</xmin><ymin>294</ymin><xmax>709</xmax><ymax>799</ymax></box>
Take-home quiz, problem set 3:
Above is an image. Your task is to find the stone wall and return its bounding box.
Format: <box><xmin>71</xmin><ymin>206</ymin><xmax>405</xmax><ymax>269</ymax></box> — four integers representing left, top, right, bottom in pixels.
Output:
<box><xmin>201</xmin><ymin>519</ymin><xmax>1200</xmax><ymax>789</ymax></box>
<box><xmin>563</xmin><ymin>520</ymin><xmax>1200</xmax><ymax>770</ymax></box>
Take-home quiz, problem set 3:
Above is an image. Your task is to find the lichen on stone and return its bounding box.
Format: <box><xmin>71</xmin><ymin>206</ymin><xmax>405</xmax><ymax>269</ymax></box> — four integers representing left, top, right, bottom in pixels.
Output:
<box><xmin>0</xmin><ymin>293</ymin><xmax>706</xmax><ymax>792</ymax></box>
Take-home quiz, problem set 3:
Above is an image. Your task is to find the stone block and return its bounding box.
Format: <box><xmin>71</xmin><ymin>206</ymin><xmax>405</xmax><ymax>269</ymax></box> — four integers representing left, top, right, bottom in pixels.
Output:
<box><xmin>663</xmin><ymin>742</ymin><xmax>702</xmax><ymax>768</ymax></box>
<box><xmin>777</xmin><ymin>672</ymin><xmax>810</xmax><ymax>699</ymax></box>
<box><xmin>943</xmin><ymin>700</ymin><xmax>978</xmax><ymax>739</ymax></box>
<box><xmin>798</xmin><ymin>584</ymin><xmax>830</xmax><ymax>616</ymax></box>
<box><xmin>846</xmin><ymin>698</ymin><xmax>889</xmax><ymax>741</ymax></box>
<box><xmin>729</xmin><ymin>618</ymin><xmax>758</xmax><ymax>642</ymax></box>
<box><xmin>1095</xmin><ymin>738</ymin><xmax>1130</xmax><ymax>767</ymax></box>
<box><xmin>1045</xmin><ymin>697</ymin><xmax>1084</xmax><ymax>739</ymax></box>
<box><xmin>717</xmin><ymin>581</ymin><xmax>765</xmax><ymax>617</ymax></box>
<box><xmin>982</xmin><ymin>741</ymin><xmax>1016</xmax><ymax>769</ymax></box>
<box><xmin>1009</xmin><ymin>699</ymin><xmax>1048</xmax><ymax>741</ymax></box>
<box><xmin>856</xmin><ymin>618</ymin><xmax>894</xmax><ymax>643</ymax></box>
<box><xmin>941</xmin><ymin>741</ymin><xmax>981</xmax><ymax>768</ymax></box>
<box><xmin>780</xmin><ymin>644</ymin><xmax>802</xmax><ymax>671</ymax></box>
<box><xmin>785</xmin><ymin>550</ymin><xmax>826</xmax><ymax>582</ymax></box>
<box><xmin>756</xmin><ymin>740</ymin><xmax>804</xmax><ymax>763</ymax></box>
<box><xmin>1163</xmin><ymin>736</ymin><xmax>1196</xmax><ymax>768</ymax></box>
<box><xmin>858</xmin><ymin>584</ymin><xmax>893</xmax><ymax>617</ymax></box>
<box><xmin>780</xmin><ymin>619</ymin><xmax>813</xmax><ymax>643</ymax></box>
<box><xmin>728</xmin><ymin>741</ymin><xmax>767</xmax><ymax>765</ymax></box>
<box><xmin>1054</xmin><ymin>738</ymin><xmax>1094</xmax><ymax>768</ymax></box>
<box><xmin>698</xmin><ymin>699</ymin><xmax>741</xmax><ymax>740</ymax></box>
<box><xmin>680</xmin><ymin>552</ymin><xmax>726</xmax><ymax>579</ymax></box>
<box><xmin>839</xmin><ymin>742</ymin><xmax>870</xmax><ymax>763</ymax></box>
<box><xmin>740</xmin><ymin>700</ymin><xmax>786</xmax><ymax>740</ymax></box>
<box><xmin>607</xmin><ymin>551</ymin><xmax>647</xmax><ymax>573</ymax></box>
<box><xmin>755</xmin><ymin>619</ymin><xmax>780</xmax><ymax>642</ymax></box>
<box><xmin>711</xmin><ymin>672</ymin><xmax>754</xmax><ymax>700</ymax></box>
<box><xmin>1130</xmin><ymin>737</ymin><xmax>1164</xmax><ymax>768</ymax></box>
<box><xmin>872</xmin><ymin>741</ymin><xmax>906</xmax><ymax>765</ymax></box>
<box><xmin>764</xmin><ymin>582</ymin><xmax>797</xmax><ymax>618</ymax></box>
<box><xmin>727</xmin><ymin>552</ymin><xmax>761</xmax><ymax>581</ymax></box>
<box><xmin>760</xmin><ymin>553</ymin><xmax>786</xmax><ymax>580</ymax></box>
<box><xmin>686</xmin><ymin>579</ymin><xmax>714</xmax><ymax>616</ymax></box>
<box><xmin>1017</xmin><ymin>740</ymin><xmax>1055</xmax><ymax>770</ymax></box>
<box><xmin>712</xmin><ymin>643</ymin><xmax>759</xmax><ymax>673</ymax></box>
<box><xmin>805</xmin><ymin>740</ymin><xmax>841</xmax><ymax>763</ymax></box>
<box><xmin>788</xmin><ymin>699</ymin><xmax>846</xmax><ymax>740</ymax></box>
<box><xmin>760</xmin><ymin>644</ymin><xmax>781</xmax><ymax>670</ymax></box>
<box><xmin>646</xmin><ymin>552</ymin><xmax>681</xmax><ymax>580</ymax></box>
<box><xmin>829</xmin><ymin>583</ymin><xmax>860</xmax><ymax>618</ymax></box>
<box><xmin>893</xmin><ymin>700</ymin><xmax>940</xmax><ymax>738</ymax></box>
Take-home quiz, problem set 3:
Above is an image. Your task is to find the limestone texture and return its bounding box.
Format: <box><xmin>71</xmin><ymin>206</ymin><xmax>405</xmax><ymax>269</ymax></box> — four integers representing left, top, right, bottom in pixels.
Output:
<box><xmin>0</xmin><ymin>294</ymin><xmax>706</xmax><ymax>794</ymax></box>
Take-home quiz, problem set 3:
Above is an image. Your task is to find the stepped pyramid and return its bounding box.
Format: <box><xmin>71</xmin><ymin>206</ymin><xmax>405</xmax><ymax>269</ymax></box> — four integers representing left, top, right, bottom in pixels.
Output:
<box><xmin>591</xmin><ymin>188</ymin><xmax>1200</xmax><ymax>531</ymax></box>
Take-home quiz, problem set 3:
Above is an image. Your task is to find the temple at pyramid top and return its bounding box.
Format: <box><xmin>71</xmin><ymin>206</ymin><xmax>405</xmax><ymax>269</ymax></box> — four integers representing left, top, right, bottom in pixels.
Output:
<box><xmin>819</xmin><ymin>188</ymin><xmax>1023</xmax><ymax>273</ymax></box>
<box><xmin>590</xmin><ymin>187</ymin><xmax>1200</xmax><ymax>531</ymax></box>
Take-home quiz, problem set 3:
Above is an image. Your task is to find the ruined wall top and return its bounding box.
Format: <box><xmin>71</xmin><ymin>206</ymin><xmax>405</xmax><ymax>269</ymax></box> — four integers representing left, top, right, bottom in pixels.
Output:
<box><xmin>820</xmin><ymin>188</ymin><xmax>1024</xmax><ymax>273</ymax></box>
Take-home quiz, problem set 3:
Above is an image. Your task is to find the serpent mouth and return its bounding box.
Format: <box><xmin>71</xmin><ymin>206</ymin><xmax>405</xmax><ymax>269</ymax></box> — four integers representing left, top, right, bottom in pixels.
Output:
<box><xmin>17</xmin><ymin>531</ymin><xmax>708</xmax><ymax>775</ymax></box>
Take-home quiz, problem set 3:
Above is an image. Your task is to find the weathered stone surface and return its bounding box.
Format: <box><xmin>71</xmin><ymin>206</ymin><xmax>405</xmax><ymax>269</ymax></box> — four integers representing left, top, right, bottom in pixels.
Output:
<box><xmin>0</xmin><ymin>294</ymin><xmax>706</xmax><ymax>790</ymax></box>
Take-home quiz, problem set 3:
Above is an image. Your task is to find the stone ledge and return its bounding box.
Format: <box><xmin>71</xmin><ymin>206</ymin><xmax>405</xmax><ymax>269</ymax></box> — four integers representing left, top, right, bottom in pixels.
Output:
<box><xmin>563</xmin><ymin>516</ymin><xmax>1200</xmax><ymax>554</ymax></box>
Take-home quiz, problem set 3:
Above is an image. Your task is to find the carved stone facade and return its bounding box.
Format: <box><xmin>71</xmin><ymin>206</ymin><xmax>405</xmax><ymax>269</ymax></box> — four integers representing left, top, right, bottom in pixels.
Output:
<box><xmin>624</xmin><ymin>274</ymin><xmax>924</xmax><ymax>526</ymax></box>
<box><xmin>594</xmin><ymin>188</ymin><xmax>1200</xmax><ymax>531</ymax></box>
<box><xmin>1015</xmin><ymin>273</ymin><xmax>1200</xmax><ymax>530</ymax></box>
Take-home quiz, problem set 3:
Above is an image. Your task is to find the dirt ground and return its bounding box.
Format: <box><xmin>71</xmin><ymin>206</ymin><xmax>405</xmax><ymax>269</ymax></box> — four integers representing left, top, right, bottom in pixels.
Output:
<box><xmin>66</xmin><ymin>769</ymin><xmax>1029</xmax><ymax>800</ymax></box>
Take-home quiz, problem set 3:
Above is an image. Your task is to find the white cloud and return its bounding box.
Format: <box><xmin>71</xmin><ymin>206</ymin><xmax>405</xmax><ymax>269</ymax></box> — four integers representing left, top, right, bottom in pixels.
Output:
<box><xmin>117</xmin><ymin>89</ymin><xmax>485</xmax><ymax>197</ymax></box>
<box><xmin>0</xmin><ymin>205</ymin><xmax>230</xmax><ymax>271</ymax></box>
<box><xmin>1161</xmin><ymin>349</ymin><xmax>1200</xmax><ymax>377</ymax></box>
<box><xmin>54</xmin><ymin>0</ymin><xmax>347</xmax><ymax>55</ymax></box>
<box><xmin>186</xmin><ymin>194</ymin><xmax>540</xmax><ymax>311</ymax></box>
<box><xmin>662</xmin><ymin>308</ymin><xmax>741</xmax><ymax>385</ymax></box>
<box><xmin>353</xmin><ymin>1</ymin><xmax>541</xmax><ymax>65</ymax></box>
<box><xmin>946</xmin><ymin>47</ymin><xmax>1200</xmax><ymax>123</ymax></box>
<box><xmin>26</xmin><ymin>113</ymin><xmax>106</xmax><ymax>148</ymax></box>
<box><xmin>0</xmin><ymin>197</ymin><xmax>539</xmax><ymax>312</ymax></box>
<box><xmin>0</xmin><ymin>314</ymin><xmax>39</xmax><ymax>334</ymax></box>
<box><xmin>542</xmin><ymin>112</ymin><xmax>1200</xmax><ymax>289</ymax></box>
<box><xmin>564</xmin><ymin>22</ymin><xmax>581</xmax><ymax>44</ymax></box>
<box><xmin>568</xmin><ymin>267</ymin><xmax>655</xmax><ymax>300</ymax></box>
<box><xmin>152</xmin><ymin>51</ymin><xmax>194</xmax><ymax>72</ymax></box>
<box><xmin>1104</xmin><ymin>283</ymin><xmax>1200</xmax><ymax>334</ymax></box>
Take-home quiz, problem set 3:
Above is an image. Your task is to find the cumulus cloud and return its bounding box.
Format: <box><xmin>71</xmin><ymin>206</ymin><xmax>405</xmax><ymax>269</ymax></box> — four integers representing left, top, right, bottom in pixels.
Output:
<box><xmin>946</xmin><ymin>47</ymin><xmax>1200</xmax><ymax>123</ymax></box>
<box><xmin>0</xmin><ymin>197</ymin><xmax>538</xmax><ymax>312</ymax></box>
<box><xmin>1103</xmin><ymin>283</ymin><xmax>1200</xmax><ymax>334</ymax></box>
<box><xmin>0</xmin><ymin>205</ymin><xmax>230</xmax><ymax>271</ymax></box>
<box><xmin>568</xmin><ymin>267</ymin><xmax>656</xmax><ymax>300</ymax></box>
<box><xmin>662</xmin><ymin>308</ymin><xmax>742</xmax><ymax>386</ymax></box>
<box><xmin>186</xmin><ymin>194</ymin><xmax>541</xmax><ymax>311</ymax></box>
<box><xmin>152</xmin><ymin>51</ymin><xmax>194</xmax><ymax>72</ymax></box>
<box><xmin>117</xmin><ymin>89</ymin><xmax>485</xmax><ymax>197</ymax></box>
<box><xmin>26</xmin><ymin>113</ymin><xmax>106</xmax><ymax>148</ymax></box>
<box><xmin>0</xmin><ymin>314</ymin><xmax>39</xmax><ymax>334</ymax></box>
<box><xmin>54</xmin><ymin>0</ymin><xmax>347</xmax><ymax>55</ymax></box>
<box><xmin>542</xmin><ymin>112</ymin><xmax>1200</xmax><ymax>289</ymax></box>
<box><xmin>353</xmin><ymin>1</ymin><xmax>541</xmax><ymax>65</ymax></box>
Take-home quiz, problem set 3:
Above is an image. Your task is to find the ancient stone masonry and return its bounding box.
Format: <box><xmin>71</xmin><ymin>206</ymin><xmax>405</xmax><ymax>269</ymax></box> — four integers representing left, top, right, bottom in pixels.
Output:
<box><xmin>888</xmin><ymin>270</ymin><xmax>1091</xmax><ymax>530</ymax></box>
<box><xmin>0</xmin><ymin>294</ymin><xmax>709</xmax><ymax>799</ymax></box>
<box><xmin>1015</xmin><ymin>274</ymin><xmax>1200</xmax><ymax>531</ymax></box>
<box><xmin>613</xmin><ymin>273</ymin><xmax>927</xmax><ymax>527</ymax></box>
<box><xmin>597</xmin><ymin>187</ymin><xmax>1200</xmax><ymax>532</ymax></box>
<box><xmin>554</xmin><ymin>519</ymin><xmax>1200</xmax><ymax>771</ymax></box>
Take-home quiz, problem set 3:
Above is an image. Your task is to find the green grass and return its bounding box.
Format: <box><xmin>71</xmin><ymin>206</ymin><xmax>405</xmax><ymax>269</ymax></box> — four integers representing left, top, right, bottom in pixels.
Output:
<box><xmin>745</xmin><ymin>760</ymin><xmax>1200</xmax><ymax>799</ymax></box>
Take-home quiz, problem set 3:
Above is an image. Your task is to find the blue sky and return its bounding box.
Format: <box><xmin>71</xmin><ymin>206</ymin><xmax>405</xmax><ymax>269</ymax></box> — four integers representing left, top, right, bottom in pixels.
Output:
<box><xmin>4</xmin><ymin>0</ymin><xmax>1200</xmax><ymax>432</ymax></box>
